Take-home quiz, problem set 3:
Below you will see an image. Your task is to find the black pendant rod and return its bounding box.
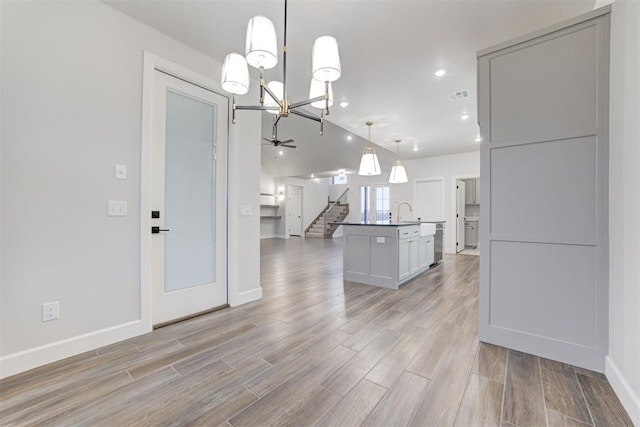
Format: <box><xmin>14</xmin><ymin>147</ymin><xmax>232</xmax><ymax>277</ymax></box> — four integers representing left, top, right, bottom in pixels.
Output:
<box><xmin>282</xmin><ymin>0</ymin><xmax>288</xmax><ymax>110</ymax></box>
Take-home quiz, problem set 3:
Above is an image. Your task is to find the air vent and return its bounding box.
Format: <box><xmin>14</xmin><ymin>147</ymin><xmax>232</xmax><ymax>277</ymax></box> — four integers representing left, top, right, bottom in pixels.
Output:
<box><xmin>449</xmin><ymin>89</ymin><xmax>470</xmax><ymax>101</ymax></box>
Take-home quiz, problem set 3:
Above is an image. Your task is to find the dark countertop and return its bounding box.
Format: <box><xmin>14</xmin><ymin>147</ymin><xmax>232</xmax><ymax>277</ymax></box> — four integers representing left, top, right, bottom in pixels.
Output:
<box><xmin>330</xmin><ymin>221</ymin><xmax>419</xmax><ymax>227</ymax></box>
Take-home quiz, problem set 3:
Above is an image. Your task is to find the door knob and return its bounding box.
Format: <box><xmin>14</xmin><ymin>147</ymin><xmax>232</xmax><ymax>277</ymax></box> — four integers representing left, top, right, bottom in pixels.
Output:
<box><xmin>151</xmin><ymin>226</ymin><xmax>170</xmax><ymax>234</ymax></box>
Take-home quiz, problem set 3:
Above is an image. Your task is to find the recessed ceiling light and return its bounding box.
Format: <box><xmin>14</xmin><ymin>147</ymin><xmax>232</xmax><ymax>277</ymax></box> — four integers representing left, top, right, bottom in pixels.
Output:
<box><xmin>475</xmin><ymin>136</ymin><xmax>482</xmax><ymax>142</ymax></box>
<box><xmin>460</xmin><ymin>113</ymin><xmax>470</xmax><ymax>120</ymax></box>
<box><xmin>434</xmin><ymin>69</ymin><xmax>447</xmax><ymax>77</ymax></box>
<box><xmin>340</xmin><ymin>101</ymin><xmax>349</xmax><ymax>108</ymax></box>
<box><xmin>278</xmin><ymin>150</ymin><xmax>284</xmax><ymax>156</ymax></box>
<box><xmin>347</xmin><ymin>135</ymin><xmax>352</xmax><ymax>141</ymax></box>
<box><xmin>310</xmin><ymin>173</ymin><xmax>314</xmax><ymax>178</ymax></box>
<box><xmin>413</xmin><ymin>145</ymin><xmax>418</xmax><ymax>152</ymax></box>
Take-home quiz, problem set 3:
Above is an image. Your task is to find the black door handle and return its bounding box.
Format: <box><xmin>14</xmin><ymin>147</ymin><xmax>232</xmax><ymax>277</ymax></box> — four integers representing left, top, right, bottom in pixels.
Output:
<box><xmin>151</xmin><ymin>226</ymin><xmax>170</xmax><ymax>234</ymax></box>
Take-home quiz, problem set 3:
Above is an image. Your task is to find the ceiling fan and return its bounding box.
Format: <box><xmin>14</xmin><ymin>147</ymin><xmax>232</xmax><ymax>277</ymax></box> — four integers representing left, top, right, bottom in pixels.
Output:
<box><xmin>262</xmin><ymin>137</ymin><xmax>296</xmax><ymax>148</ymax></box>
<box><xmin>262</xmin><ymin>116</ymin><xmax>297</xmax><ymax>148</ymax></box>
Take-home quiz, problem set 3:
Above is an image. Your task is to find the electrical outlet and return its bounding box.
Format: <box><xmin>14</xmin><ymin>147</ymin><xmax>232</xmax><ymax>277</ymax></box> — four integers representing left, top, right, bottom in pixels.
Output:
<box><xmin>42</xmin><ymin>301</ymin><xmax>60</xmax><ymax>322</ymax></box>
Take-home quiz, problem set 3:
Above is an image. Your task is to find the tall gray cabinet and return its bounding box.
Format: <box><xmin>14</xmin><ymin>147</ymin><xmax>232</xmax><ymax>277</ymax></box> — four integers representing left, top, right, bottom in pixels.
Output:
<box><xmin>478</xmin><ymin>7</ymin><xmax>610</xmax><ymax>371</ymax></box>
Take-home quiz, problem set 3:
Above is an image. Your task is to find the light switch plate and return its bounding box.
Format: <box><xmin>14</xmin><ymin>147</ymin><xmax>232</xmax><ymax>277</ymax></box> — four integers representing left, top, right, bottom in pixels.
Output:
<box><xmin>108</xmin><ymin>200</ymin><xmax>127</xmax><ymax>216</ymax></box>
<box><xmin>376</xmin><ymin>237</ymin><xmax>386</xmax><ymax>243</ymax></box>
<box><xmin>115</xmin><ymin>164</ymin><xmax>127</xmax><ymax>180</ymax></box>
<box><xmin>240</xmin><ymin>205</ymin><xmax>252</xmax><ymax>216</ymax></box>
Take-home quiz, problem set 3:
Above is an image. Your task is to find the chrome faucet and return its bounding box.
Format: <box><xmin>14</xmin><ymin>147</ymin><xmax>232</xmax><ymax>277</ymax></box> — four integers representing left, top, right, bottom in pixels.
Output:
<box><xmin>396</xmin><ymin>201</ymin><xmax>413</xmax><ymax>223</ymax></box>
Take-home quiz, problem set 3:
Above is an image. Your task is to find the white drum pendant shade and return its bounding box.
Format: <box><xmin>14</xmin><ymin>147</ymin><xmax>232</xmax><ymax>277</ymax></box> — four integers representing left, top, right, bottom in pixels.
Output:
<box><xmin>264</xmin><ymin>81</ymin><xmax>283</xmax><ymax>114</ymax></box>
<box><xmin>358</xmin><ymin>146</ymin><xmax>381</xmax><ymax>176</ymax></box>
<box><xmin>245</xmin><ymin>16</ymin><xmax>278</xmax><ymax>69</ymax></box>
<box><xmin>308</xmin><ymin>78</ymin><xmax>333</xmax><ymax>109</ymax></box>
<box><xmin>312</xmin><ymin>36</ymin><xmax>341</xmax><ymax>82</ymax></box>
<box><xmin>221</xmin><ymin>53</ymin><xmax>250</xmax><ymax>95</ymax></box>
<box><xmin>389</xmin><ymin>161</ymin><xmax>408</xmax><ymax>183</ymax></box>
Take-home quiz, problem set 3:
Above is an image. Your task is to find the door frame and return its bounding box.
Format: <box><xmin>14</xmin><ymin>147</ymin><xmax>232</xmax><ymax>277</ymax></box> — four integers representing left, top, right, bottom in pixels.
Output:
<box><xmin>140</xmin><ymin>52</ymin><xmax>232</xmax><ymax>331</ymax></box>
<box><xmin>452</xmin><ymin>174</ymin><xmax>480</xmax><ymax>253</ymax></box>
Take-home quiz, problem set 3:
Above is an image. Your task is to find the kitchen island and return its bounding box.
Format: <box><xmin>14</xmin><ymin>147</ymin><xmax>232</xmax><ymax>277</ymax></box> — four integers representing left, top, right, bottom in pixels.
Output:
<box><xmin>335</xmin><ymin>222</ymin><xmax>436</xmax><ymax>289</ymax></box>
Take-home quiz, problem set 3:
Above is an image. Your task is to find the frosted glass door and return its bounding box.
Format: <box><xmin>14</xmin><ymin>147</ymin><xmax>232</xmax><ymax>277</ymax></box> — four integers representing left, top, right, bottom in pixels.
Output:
<box><xmin>164</xmin><ymin>91</ymin><xmax>216</xmax><ymax>292</ymax></box>
<box><xmin>150</xmin><ymin>70</ymin><xmax>228</xmax><ymax>325</ymax></box>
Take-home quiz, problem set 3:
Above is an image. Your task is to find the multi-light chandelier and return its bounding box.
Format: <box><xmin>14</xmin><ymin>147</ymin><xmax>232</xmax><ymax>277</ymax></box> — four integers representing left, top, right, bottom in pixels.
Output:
<box><xmin>220</xmin><ymin>0</ymin><xmax>341</xmax><ymax>137</ymax></box>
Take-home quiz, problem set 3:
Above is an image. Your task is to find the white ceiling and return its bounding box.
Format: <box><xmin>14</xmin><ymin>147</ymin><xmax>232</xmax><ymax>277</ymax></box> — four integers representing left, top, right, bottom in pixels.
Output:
<box><xmin>104</xmin><ymin>0</ymin><xmax>594</xmax><ymax>159</ymax></box>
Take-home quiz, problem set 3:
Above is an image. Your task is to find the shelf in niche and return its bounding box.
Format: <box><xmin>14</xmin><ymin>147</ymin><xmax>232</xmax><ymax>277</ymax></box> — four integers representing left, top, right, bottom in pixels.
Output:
<box><xmin>260</xmin><ymin>204</ymin><xmax>279</xmax><ymax>208</ymax></box>
<box><xmin>260</xmin><ymin>215</ymin><xmax>282</xmax><ymax>219</ymax></box>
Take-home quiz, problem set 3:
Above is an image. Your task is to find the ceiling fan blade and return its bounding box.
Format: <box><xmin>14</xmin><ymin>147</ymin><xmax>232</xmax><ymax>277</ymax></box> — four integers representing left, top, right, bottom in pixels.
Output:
<box><xmin>281</xmin><ymin>145</ymin><xmax>297</xmax><ymax>148</ymax></box>
<box><xmin>262</xmin><ymin>138</ymin><xmax>275</xmax><ymax>143</ymax></box>
<box><xmin>280</xmin><ymin>139</ymin><xmax>295</xmax><ymax>144</ymax></box>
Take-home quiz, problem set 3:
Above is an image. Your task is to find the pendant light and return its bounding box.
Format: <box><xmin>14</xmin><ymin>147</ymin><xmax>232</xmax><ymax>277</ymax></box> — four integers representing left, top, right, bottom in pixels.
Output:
<box><xmin>389</xmin><ymin>139</ymin><xmax>408</xmax><ymax>183</ymax></box>
<box><xmin>358</xmin><ymin>122</ymin><xmax>381</xmax><ymax>176</ymax></box>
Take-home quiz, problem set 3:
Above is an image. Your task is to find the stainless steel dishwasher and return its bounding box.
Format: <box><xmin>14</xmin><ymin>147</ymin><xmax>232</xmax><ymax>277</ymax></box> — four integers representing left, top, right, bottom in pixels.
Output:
<box><xmin>433</xmin><ymin>222</ymin><xmax>444</xmax><ymax>264</ymax></box>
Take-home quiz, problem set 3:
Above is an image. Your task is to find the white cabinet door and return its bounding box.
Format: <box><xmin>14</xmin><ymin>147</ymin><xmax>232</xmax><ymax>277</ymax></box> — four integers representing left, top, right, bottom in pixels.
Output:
<box><xmin>474</xmin><ymin>179</ymin><xmax>481</xmax><ymax>204</ymax></box>
<box><xmin>398</xmin><ymin>238</ymin><xmax>411</xmax><ymax>281</ymax></box>
<box><xmin>418</xmin><ymin>236</ymin><xmax>430</xmax><ymax>270</ymax></box>
<box><xmin>409</xmin><ymin>238</ymin><xmax>420</xmax><ymax>274</ymax></box>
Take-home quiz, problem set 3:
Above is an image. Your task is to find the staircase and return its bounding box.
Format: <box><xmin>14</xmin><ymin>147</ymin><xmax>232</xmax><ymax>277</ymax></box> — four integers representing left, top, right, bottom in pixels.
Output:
<box><xmin>305</xmin><ymin>188</ymin><xmax>350</xmax><ymax>239</ymax></box>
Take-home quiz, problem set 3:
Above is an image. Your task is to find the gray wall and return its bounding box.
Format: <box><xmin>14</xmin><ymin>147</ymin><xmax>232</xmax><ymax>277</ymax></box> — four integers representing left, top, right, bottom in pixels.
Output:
<box><xmin>478</xmin><ymin>8</ymin><xmax>610</xmax><ymax>371</ymax></box>
<box><xmin>0</xmin><ymin>0</ymin><xmax>261</xmax><ymax>376</ymax></box>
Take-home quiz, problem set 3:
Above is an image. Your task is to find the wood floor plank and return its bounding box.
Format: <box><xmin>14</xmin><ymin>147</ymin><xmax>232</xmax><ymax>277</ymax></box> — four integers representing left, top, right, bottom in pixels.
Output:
<box><xmin>473</xmin><ymin>342</ymin><xmax>508</xmax><ymax>384</ymax></box>
<box><xmin>406</xmin><ymin>322</ymin><xmax>457</xmax><ymax>380</ymax></box>
<box><xmin>501</xmin><ymin>350</ymin><xmax>546</xmax><ymax>427</ymax></box>
<box><xmin>547</xmin><ymin>409</ymin><xmax>593</xmax><ymax>427</ymax></box>
<box><xmin>229</xmin><ymin>345</ymin><xmax>354</xmax><ymax>426</ymax></box>
<box><xmin>577</xmin><ymin>373</ymin><xmax>634</xmax><ymax>427</ymax></box>
<box><xmin>30</xmin><ymin>366</ymin><xmax>180</xmax><ymax>426</ymax></box>
<box><xmin>362</xmin><ymin>371</ymin><xmax>431</xmax><ymax>426</ymax></box>
<box><xmin>322</xmin><ymin>329</ymin><xmax>403</xmax><ymax>396</ymax></box>
<box><xmin>243</xmin><ymin>330</ymin><xmax>352</xmax><ymax>397</ymax></box>
<box><xmin>366</xmin><ymin>325</ymin><xmax>427</xmax><ymax>388</ymax></box>
<box><xmin>109</xmin><ymin>357</ymin><xmax>271</xmax><ymax>426</ymax></box>
<box><xmin>454</xmin><ymin>374</ymin><xmax>503</xmax><ymax>427</ymax></box>
<box><xmin>541</xmin><ymin>364</ymin><xmax>592</xmax><ymax>424</ymax></box>
<box><xmin>316</xmin><ymin>379</ymin><xmax>387</xmax><ymax>427</ymax></box>
<box><xmin>177</xmin><ymin>386</ymin><xmax>258</xmax><ymax>427</ymax></box>
<box><xmin>409</xmin><ymin>344</ymin><xmax>477</xmax><ymax>427</ymax></box>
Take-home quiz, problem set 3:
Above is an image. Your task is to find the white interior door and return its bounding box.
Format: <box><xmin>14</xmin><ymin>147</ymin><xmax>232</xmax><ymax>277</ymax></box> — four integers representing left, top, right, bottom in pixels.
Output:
<box><xmin>456</xmin><ymin>180</ymin><xmax>466</xmax><ymax>252</ymax></box>
<box><xmin>288</xmin><ymin>185</ymin><xmax>302</xmax><ymax>236</ymax></box>
<box><xmin>150</xmin><ymin>70</ymin><xmax>227</xmax><ymax>325</ymax></box>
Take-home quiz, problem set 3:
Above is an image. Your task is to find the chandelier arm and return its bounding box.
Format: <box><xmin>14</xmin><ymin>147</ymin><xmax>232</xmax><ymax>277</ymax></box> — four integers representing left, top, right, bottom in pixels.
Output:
<box><xmin>235</xmin><ymin>105</ymin><xmax>276</xmax><ymax>111</ymax></box>
<box><xmin>320</xmin><ymin>110</ymin><xmax>324</xmax><ymax>135</ymax></box>
<box><xmin>289</xmin><ymin>95</ymin><xmax>325</xmax><ymax>109</ymax></box>
<box><xmin>262</xmin><ymin>85</ymin><xmax>284</xmax><ymax>109</ymax></box>
<box><xmin>290</xmin><ymin>109</ymin><xmax>322</xmax><ymax>123</ymax></box>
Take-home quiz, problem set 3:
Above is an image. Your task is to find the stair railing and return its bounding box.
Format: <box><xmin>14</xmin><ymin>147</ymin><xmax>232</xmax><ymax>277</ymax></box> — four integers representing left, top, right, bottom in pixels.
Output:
<box><xmin>323</xmin><ymin>188</ymin><xmax>350</xmax><ymax>235</ymax></box>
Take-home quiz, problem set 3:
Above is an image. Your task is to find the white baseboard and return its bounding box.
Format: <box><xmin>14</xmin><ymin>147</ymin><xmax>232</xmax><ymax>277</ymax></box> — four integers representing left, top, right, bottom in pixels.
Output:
<box><xmin>260</xmin><ymin>234</ymin><xmax>277</xmax><ymax>239</ymax></box>
<box><xmin>606</xmin><ymin>356</ymin><xmax>640</xmax><ymax>426</ymax></box>
<box><xmin>0</xmin><ymin>320</ymin><xmax>149</xmax><ymax>379</ymax></box>
<box><xmin>229</xmin><ymin>287</ymin><xmax>263</xmax><ymax>307</ymax></box>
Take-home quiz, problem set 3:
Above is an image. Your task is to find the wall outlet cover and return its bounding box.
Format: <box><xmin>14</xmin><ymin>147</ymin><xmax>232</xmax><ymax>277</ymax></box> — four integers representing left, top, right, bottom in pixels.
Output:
<box><xmin>42</xmin><ymin>301</ymin><xmax>60</xmax><ymax>322</ymax></box>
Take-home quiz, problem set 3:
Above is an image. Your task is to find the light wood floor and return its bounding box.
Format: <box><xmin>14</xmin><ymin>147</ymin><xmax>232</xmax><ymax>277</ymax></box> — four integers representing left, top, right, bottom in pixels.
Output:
<box><xmin>1</xmin><ymin>238</ymin><xmax>632</xmax><ymax>426</ymax></box>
